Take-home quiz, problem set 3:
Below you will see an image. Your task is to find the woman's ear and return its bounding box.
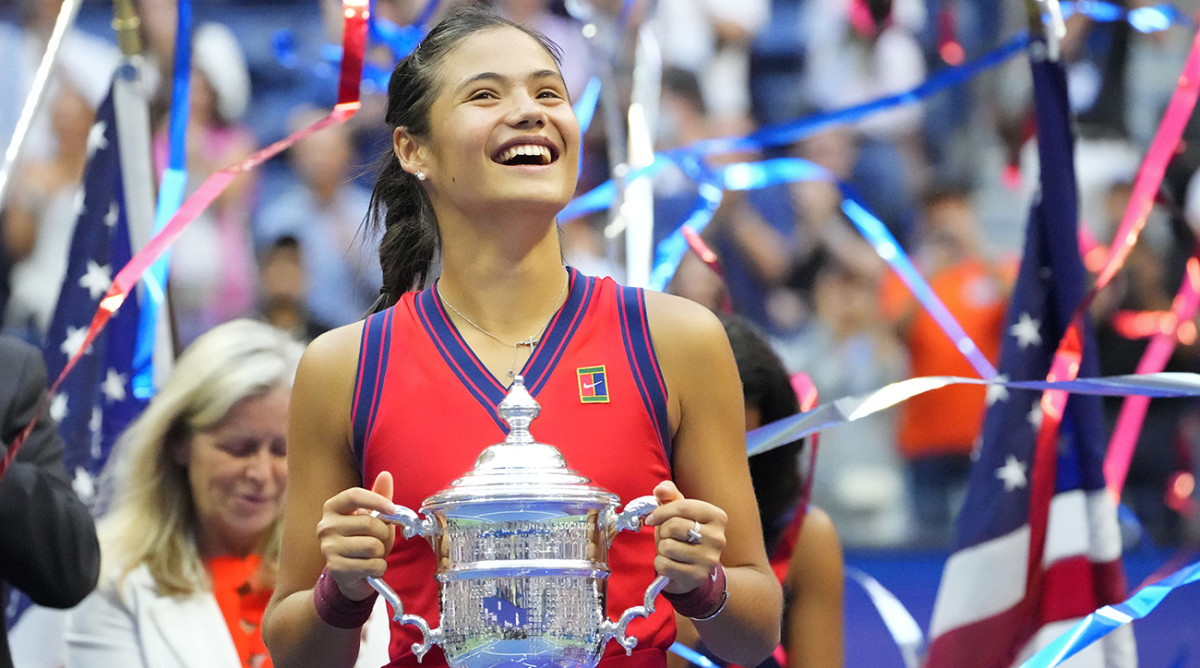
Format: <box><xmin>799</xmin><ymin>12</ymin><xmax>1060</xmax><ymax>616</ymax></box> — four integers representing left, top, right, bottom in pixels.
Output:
<box><xmin>393</xmin><ymin>126</ymin><xmax>426</xmax><ymax>178</ymax></box>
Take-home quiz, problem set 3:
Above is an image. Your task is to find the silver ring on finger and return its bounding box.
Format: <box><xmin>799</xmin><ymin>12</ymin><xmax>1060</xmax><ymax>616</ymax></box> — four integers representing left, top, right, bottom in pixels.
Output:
<box><xmin>686</xmin><ymin>520</ymin><xmax>703</xmax><ymax>545</ymax></box>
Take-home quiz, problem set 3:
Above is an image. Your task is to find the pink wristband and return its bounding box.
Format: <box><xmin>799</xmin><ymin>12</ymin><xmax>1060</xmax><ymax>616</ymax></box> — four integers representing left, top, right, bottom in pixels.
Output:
<box><xmin>313</xmin><ymin>567</ymin><xmax>377</xmax><ymax>629</ymax></box>
<box><xmin>662</xmin><ymin>563</ymin><xmax>729</xmax><ymax>620</ymax></box>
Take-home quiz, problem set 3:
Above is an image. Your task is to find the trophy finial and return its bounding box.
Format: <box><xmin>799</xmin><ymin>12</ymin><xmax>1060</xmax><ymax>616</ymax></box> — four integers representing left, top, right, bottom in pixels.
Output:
<box><xmin>498</xmin><ymin>375</ymin><xmax>540</xmax><ymax>444</ymax></box>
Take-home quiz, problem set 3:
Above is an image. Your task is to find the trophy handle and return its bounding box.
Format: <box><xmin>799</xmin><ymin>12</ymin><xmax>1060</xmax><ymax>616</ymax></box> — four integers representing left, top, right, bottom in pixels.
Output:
<box><xmin>601</xmin><ymin>575</ymin><xmax>670</xmax><ymax>655</ymax></box>
<box><xmin>612</xmin><ymin>495</ymin><xmax>659</xmax><ymax>534</ymax></box>
<box><xmin>365</xmin><ymin>507</ymin><xmax>443</xmax><ymax>661</ymax></box>
<box><xmin>370</xmin><ymin>506</ymin><xmax>434</xmax><ymax>540</ymax></box>
<box><xmin>366</xmin><ymin>575</ymin><xmax>443</xmax><ymax>661</ymax></box>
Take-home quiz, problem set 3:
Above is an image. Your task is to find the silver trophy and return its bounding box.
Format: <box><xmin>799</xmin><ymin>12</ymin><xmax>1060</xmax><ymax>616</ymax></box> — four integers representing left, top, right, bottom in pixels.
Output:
<box><xmin>368</xmin><ymin>375</ymin><xmax>668</xmax><ymax>668</ymax></box>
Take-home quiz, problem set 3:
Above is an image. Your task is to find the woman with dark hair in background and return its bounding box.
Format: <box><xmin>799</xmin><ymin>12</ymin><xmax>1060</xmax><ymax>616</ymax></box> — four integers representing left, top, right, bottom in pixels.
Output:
<box><xmin>672</xmin><ymin>316</ymin><xmax>844</xmax><ymax>668</ymax></box>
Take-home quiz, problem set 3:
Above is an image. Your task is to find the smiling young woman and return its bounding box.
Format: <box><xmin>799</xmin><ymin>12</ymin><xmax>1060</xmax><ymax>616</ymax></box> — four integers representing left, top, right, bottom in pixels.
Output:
<box><xmin>262</xmin><ymin>8</ymin><xmax>782</xmax><ymax>668</ymax></box>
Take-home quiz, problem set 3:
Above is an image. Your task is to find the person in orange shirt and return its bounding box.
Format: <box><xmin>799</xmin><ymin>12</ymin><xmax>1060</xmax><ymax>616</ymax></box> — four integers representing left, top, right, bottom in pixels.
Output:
<box><xmin>880</xmin><ymin>187</ymin><xmax>1010</xmax><ymax>546</ymax></box>
<box><xmin>65</xmin><ymin>320</ymin><xmax>388</xmax><ymax>668</ymax></box>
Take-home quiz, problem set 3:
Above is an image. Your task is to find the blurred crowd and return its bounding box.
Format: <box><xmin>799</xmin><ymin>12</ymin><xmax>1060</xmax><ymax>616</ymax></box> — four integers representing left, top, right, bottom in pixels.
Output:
<box><xmin>3</xmin><ymin>0</ymin><xmax>1200</xmax><ymax>554</ymax></box>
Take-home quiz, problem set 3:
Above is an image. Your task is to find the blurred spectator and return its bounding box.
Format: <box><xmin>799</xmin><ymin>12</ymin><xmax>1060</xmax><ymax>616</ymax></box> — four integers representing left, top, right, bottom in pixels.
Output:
<box><xmin>2</xmin><ymin>82</ymin><xmax>93</xmax><ymax>340</ymax></box>
<box><xmin>1</xmin><ymin>335</ymin><xmax>100</xmax><ymax>668</ymax></box>
<box><xmin>257</xmin><ymin>236</ymin><xmax>328</xmax><ymax>342</ymax></box>
<box><xmin>780</xmin><ymin>128</ymin><xmax>887</xmax><ymax>328</ymax></box>
<box><xmin>0</xmin><ymin>0</ymin><xmax>119</xmax><ymax>164</ymax></box>
<box><xmin>1092</xmin><ymin>179</ymin><xmax>1199</xmax><ymax>546</ymax></box>
<box><xmin>66</xmin><ymin>320</ymin><xmax>300</xmax><ymax>666</ymax></box>
<box><xmin>64</xmin><ymin>319</ymin><xmax>389</xmax><ymax>667</ymax></box>
<box><xmin>651</xmin><ymin>0</ymin><xmax>770</xmax><ymax>126</ymax></box>
<box><xmin>255</xmin><ymin>107</ymin><xmax>379</xmax><ymax>331</ymax></box>
<box><xmin>778</xmin><ymin>254</ymin><xmax>911</xmax><ymax>547</ymax></box>
<box><xmin>657</xmin><ymin>66</ymin><xmax>797</xmax><ymax>334</ymax></box>
<box><xmin>916</xmin><ymin>0</ymin><xmax>1011</xmax><ymax>186</ymax></box>
<box><xmin>801</xmin><ymin>0</ymin><xmax>929</xmax><ymax>245</ymax></box>
<box><xmin>880</xmin><ymin>186</ymin><xmax>1009</xmax><ymax>546</ymax></box>
<box><xmin>747</xmin><ymin>0</ymin><xmax>807</xmax><ymax>128</ymax></box>
<box><xmin>153</xmin><ymin>22</ymin><xmax>259</xmax><ymax>346</ymax></box>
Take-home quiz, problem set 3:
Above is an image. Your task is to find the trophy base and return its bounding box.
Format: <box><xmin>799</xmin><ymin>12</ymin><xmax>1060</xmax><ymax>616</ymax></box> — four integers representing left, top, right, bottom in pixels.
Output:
<box><xmin>440</xmin><ymin>575</ymin><xmax>609</xmax><ymax>668</ymax></box>
<box><xmin>450</xmin><ymin>637</ymin><xmax>600</xmax><ymax>668</ymax></box>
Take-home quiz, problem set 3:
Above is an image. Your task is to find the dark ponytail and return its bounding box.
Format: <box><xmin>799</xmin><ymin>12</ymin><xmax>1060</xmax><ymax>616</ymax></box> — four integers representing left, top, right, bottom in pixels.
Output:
<box><xmin>363</xmin><ymin>5</ymin><xmax>563</xmax><ymax>314</ymax></box>
<box><xmin>366</xmin><ymin>152</ymin><xmax>437</xmax><ymax>313</ymax></box>
<box><xmin>721</xmin><ymin>315</ymin><xmax>804</xmax><ymax>554</ymax></box>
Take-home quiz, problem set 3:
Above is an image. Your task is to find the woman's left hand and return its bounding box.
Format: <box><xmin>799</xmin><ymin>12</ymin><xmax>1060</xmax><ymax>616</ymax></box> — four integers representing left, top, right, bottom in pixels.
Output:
<box><xmin>644</xmin><ymin>480</ymin><xmax>728</xmax><ymax>595</ymax></box>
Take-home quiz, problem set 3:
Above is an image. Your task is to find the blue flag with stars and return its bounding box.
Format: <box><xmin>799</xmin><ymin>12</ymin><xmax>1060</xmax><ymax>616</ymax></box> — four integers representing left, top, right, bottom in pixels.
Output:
<box><xmin>40</xmin><ymin>82</ymin><xmax>148</xmax><ymax>504</ymax></box>
<box><xmin>6</xmin><ymin>78</ymin><xmax>148</xmax><ymax>633</ymax></box>
<box><xmin>926</xmin><ymin>41</ymin><xmax>1133</xmax><ymax>667</ymax></box>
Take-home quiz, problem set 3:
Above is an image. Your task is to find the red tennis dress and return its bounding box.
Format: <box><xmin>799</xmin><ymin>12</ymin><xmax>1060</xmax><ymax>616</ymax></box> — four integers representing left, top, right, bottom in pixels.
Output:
<box><xmin>353</xmin><ymin>268</ymin><xmax>675</xmax><ymax>668</ymax></box>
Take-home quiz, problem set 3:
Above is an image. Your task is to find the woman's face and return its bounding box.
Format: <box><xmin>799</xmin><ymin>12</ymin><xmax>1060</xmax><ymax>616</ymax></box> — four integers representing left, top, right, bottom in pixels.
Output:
<box><xmin>410</xmin><ymin>26</ymin><xmax>580</xmax><ymax>219</ymax></box>
<box><xmin>178</xmin><ymin>386</ymin><xmax>289</xmax><ymax>556</ymax></box>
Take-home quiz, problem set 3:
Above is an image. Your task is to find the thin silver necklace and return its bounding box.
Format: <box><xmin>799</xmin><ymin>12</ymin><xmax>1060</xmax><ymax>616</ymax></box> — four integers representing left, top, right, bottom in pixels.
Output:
<box><xmin>437</xmin><ymin>269</ymin><xmax>569</xmax><ymax>379</ymax></box>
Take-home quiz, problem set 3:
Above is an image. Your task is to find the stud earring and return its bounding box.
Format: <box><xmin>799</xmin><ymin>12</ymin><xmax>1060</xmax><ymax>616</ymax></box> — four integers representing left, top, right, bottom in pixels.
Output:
<box><xmin>416</xmin><ymin>170</ymin><xmax>426</xmax><ymax>181</ymax></box>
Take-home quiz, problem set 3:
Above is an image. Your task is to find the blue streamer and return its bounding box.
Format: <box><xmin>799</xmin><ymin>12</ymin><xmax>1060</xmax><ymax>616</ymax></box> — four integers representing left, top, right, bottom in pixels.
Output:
<box><xmin>365</xmin><ymin>0</ymin><xmax>439</xmax><ymax>58</ymax></box>
<box><xmin>132</xmin><ymin>0</ymin><xmax>192</xmax><ymax>399</ymax></box>
<box><xmin>560</xmin><ymin>153</ymin><xmax>673</xmax><ymax>221</ymax></box>
<box><xmin>1018</xmin><ymin>557</ymin><xmax>1200</xmax><ymax>668</ymax></box>
<box><xmin>648</xmin><ymin>178</ymin><xmax>724</xmax><ymax>291</ymax></box>
<box><xmin>646</xmin><ymin>154</ymin><xmax>998</xmax><ymax>379</ymax></box>
<box><xmin>367</xmin><ymin>14</ymin><xmax>425</xmax><ymax>60</ymax></box>
<box><xmin>668</xmin><ymin>643</ymin><xmax>721</xmax><ymax>668</ymax></box>
<box><xmin>272</xmin><ymin>0</ymin><xmax>440</xmax><ymax>97</ymax></box>
<box><xmin>573</xmin><ymin>76</ymin><xmax>602</xmax><ymax>137</ymax></box>
<box><xmin>1060</xmin><ymin>1</ymin><xmax>1194</xmax><ymax>33</ymax></box>
<box><xmin>561</xmin><ymin>30</ymin><xmax>1031</xmax><ymax>225</ymax></box>
<box><xmin>839</xmin><ymin>188</ymin><xmax>998</xmax><ymax>379</ymax></box>
<box><xmin>687</xmin><ymin>32</ymin><xmax>1031</xmax><ymax>158</ymax></box>
<box><xmin>720</xmin><ymin>158</ymin><xmax>826</xmax><ymax>192</ymax></box>
<box><xmin>564</xmin><ymin>31</ymin><xmax>1037</xmax><ymax>304</ymax></box>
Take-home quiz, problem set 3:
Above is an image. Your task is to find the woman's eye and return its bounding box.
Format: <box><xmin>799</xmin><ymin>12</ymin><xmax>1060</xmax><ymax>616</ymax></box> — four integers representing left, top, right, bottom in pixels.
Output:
<box><xmin>219</xmin><ymin>439</ymin><xmax>259</xmax><ymax>457</ymax></box>
<box><xmin>538</xmin><ymin>89</ymin><xmax>563</xmax><ymax>100</ymax></box>
<box><xmin>470</xmin><ymin>90</ymin><xmax>496</xmax><ymax>101</ymax></box>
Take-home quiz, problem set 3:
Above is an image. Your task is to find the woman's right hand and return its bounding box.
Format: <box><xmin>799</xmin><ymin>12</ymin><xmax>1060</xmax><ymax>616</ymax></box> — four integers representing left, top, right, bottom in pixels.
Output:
<box><xmin>315</xmin><ymin>471</ymin><xmax>397</xmax><ymax>601</ymax></box>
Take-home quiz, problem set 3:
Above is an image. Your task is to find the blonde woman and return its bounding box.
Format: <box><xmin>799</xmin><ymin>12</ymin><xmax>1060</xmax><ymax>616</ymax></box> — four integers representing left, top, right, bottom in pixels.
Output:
<box><xmin>66</xmin><ymin>319</ymin><xmax>386</xmax><ymax>668</ymax></box>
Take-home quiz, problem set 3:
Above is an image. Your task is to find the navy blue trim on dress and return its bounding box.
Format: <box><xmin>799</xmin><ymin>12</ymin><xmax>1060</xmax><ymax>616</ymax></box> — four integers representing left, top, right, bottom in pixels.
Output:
<box><xmin>525</xmin><ymin>268</ymin><xmax>592</xmax><ymax>396</ymax></box>
<box><xmin>415</xmin><ymin>288</ymin><xmax>510</xmax><ymax>433</ymax></box>
<box><xmin>352</xmin><ymin>308</ymin><xmax>394</xmax><ymax>472</ymax></box>
<box><xmin>416</xmin><ymin>268</ymin><xmax>589</xmax><ymax>432</ymax></box>
<box><xmin>617</xmin><ymin>285</ymin><xmax>672</xmax><ymax>465</ymax></box>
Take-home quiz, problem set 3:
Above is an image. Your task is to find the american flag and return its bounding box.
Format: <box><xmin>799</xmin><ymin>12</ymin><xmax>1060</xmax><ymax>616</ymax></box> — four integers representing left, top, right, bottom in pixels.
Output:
<box><xmin>6</xmin><ymin>79</ymin><xmax>148</xmax><ymax>631</ymax></box>
<box><xmin>39</xmin><ymin>80</ymin><xmax>147</xmax><ymax>506</ymax></box>
<box><xmin>924</xmin><ymin>42</ymin><xmax>1134</xmax><ymax>667</ymax></box>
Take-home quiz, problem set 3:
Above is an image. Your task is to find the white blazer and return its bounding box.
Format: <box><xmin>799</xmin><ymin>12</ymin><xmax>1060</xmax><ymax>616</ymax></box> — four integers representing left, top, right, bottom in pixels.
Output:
<box><xmin>65</xmin><ymin>564</ymin><xmax>390</xmax><ymax>668</ymax></box>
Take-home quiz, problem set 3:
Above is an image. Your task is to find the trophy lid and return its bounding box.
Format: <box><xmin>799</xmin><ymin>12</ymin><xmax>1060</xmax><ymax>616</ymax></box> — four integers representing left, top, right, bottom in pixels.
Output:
<box><xmin>423</xmin><ymin>376</ymin><xmax>618</xmax><ymax>507</ymax></box>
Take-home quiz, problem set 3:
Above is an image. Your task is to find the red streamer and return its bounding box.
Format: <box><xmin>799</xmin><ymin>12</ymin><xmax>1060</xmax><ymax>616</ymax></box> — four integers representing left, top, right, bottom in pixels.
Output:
<box><xmin>0</xmin><ymin>0</ymin><xmax>369</xmax><ymax>481</ymax></box>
